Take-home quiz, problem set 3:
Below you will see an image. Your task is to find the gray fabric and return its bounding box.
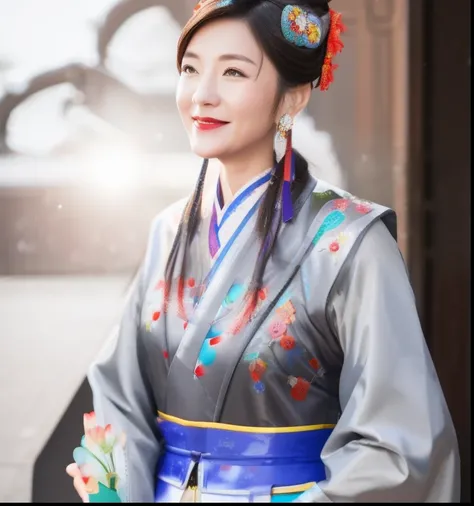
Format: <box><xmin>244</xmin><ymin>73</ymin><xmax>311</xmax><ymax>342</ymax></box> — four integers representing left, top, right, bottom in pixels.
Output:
<box><xmin>87</xmin><ymin>269</ymin><xmax>161</xmax><ymax>503</ymax></box>
<box><xmin>295</xmin><ymin>221</ymin><xmax>460</xmax><ymax>502</ymax></box>
<box><xmin>218</xmin><ymin>185</ymin><xmax>394</xmax><ymax>428</ymax></box>
<box><xmin>86</xmin><ymin>176</ymin><xmax>460</xmax><ymax>502</ymax></box>
<box><xmin>86</xmin><ymin>203</ymin><xmax>188</xmax><ymax>503</ymax></box>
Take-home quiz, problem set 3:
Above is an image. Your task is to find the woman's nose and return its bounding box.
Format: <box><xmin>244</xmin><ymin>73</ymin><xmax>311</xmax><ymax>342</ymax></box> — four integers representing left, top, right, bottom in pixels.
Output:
<box><xmin>192</xmin><ymin>75</ymin><xmax>221</xmax><ymax>107</ymax></box>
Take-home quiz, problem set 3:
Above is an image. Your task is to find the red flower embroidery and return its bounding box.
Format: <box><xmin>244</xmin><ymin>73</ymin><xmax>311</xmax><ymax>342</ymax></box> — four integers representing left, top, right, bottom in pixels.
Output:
<box><xmin>194</xmin><ymin>364</ymin><xmax>205</xmax><ymax>377</ymax></box>
<box><xmin>258</xmin><ymin>288</ymin><xmax>267</xmax><ymax>301</ymax></box>
<box><xmin>355</xmin><ymin>203</ymin><xmax>371</xmax><ymax>214</ymax></box>
<box><xmin>329</xmin><ymin>241</ymin><xmax>340</xmax><ymax>253</ymax></box>
<box><xmin>163</xmin><ymin>350</ymin><xmax>169</xmax><ymax>359</ymax></box>
<box><xmin>290</xmin><ymin>20</ymin><xmax>302</xmax><ymax>34</ymax></box>
<box><xmin>209</xmin><ymin>336</ymin><xmax>221</xmax><ymax>346</ymax></box>
<box><xmin>188</xmin><ymin>278</ymin><xmax>196</xmax><ymax>288</ymax></box>
<box><xmin>152</xmin><ymin>311</ymin><xmax>161</xmax><ymax>321</ymax></box>
<box><xmin>249</xmin><ymin>358</ymin><xmax>267</xmax><ymax>380</ymax></box>
<box><xmin>309</xmin><ymin>357</ymin><xmax>320</xmax><ymax>370</ymax></box>
<box><xmin>333</xmin><ymin>198</ymin><xmax>350</xmax><ymax>211</ymax></box>
<box><xmin>250</xmin><ymin>371</ymin><xmax>260</xmax><ymax>382</ymax></box>
<box><xmin>280</xmin><ymin>335</ymin><xmax>296</xmax><ymax>350</ymax></box>
<box><xmin>290</xmin><ymin>377</ymin><xmax>310</xmax><ymax>401</ymax></box>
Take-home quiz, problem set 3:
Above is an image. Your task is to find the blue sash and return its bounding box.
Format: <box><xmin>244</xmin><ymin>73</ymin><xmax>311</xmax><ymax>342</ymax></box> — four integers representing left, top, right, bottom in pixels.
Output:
<box><xmin>155</xmin><ymin>412</ymin><xmax>332</xmax><ymax>502</ymax></box>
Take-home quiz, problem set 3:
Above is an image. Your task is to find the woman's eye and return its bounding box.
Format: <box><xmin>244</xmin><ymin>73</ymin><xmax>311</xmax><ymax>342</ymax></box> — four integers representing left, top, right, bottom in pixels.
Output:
<box><xmin>224</xmin><ymin>68</ymin><xmax>246</xmax><ymax>78</ymax></box>
<box><xmin>182</xmin><ymin>65</ymin><xmax>197</xmax><ymax>74</ymax></box>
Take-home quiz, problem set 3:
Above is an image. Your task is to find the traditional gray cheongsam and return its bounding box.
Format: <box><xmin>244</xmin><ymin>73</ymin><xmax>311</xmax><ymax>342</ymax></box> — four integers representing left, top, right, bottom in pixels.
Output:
<box><xmin>87</xmin><ymin>168</ymin><xmax>460</xmax><ymax>502</ymax></box>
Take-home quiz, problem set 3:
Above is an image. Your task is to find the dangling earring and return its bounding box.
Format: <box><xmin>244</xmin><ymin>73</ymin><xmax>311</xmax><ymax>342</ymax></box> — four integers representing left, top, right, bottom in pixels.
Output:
<box><xmin>274</xmin><ymin>113</ymin><xmax>293</xmax><ymax>163</ymax></box>
<box><xmin>275</xmin><ymin>113</ymin><xmax>295</xmax><ymax>223</ymax></box>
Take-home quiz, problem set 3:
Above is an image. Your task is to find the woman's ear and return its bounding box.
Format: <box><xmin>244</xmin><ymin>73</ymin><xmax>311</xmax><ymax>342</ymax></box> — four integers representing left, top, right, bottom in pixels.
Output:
<box><xmin>275</xmin><ymin>83</ymin><xmax>312</xmax><ymax>122</ymax></box>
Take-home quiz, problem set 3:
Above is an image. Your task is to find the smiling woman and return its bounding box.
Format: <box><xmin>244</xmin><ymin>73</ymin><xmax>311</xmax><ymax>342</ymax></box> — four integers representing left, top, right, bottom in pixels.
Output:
<box><xmin>66</xmin><ymin>0</ymin><xmax>460</xmax><ymax>503</ymax></box>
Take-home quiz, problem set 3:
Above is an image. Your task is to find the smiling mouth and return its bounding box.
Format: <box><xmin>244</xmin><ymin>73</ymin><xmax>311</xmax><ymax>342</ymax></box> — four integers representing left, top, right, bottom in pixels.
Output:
<box><xmin>192</xmin><ymin>117</ymin><xmax>230</xmax><ymax>131</ymax></box>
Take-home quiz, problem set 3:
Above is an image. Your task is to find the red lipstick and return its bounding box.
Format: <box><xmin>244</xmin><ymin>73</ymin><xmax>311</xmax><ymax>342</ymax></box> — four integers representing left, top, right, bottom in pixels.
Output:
<box><xmin>192</xmin><ymin>116</ymin><xmax>229</xmax><ymax>131</ymax></box>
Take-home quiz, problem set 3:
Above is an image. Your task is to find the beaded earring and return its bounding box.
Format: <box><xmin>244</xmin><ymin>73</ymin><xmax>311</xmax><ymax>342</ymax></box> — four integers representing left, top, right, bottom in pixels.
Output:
<box><xmin>275</xmin><ymin>113</ymin><xmax>295</xmax><ymax>223</ymax></box>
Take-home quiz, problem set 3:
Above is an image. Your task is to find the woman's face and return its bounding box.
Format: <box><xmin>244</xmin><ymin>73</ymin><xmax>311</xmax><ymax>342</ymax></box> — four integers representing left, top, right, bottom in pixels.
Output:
<box><xmin>176</xmin><ymin>18</ymin><xmax>280</xmax><ymax>163</ymax></box>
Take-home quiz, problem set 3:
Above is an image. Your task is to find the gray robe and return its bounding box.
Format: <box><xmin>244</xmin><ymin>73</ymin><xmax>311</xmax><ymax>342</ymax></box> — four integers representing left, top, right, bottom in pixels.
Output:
<box><xmin>87</xmin><ymin>174</ymin><xmax>460</xmax><ymax>502</ymax></box>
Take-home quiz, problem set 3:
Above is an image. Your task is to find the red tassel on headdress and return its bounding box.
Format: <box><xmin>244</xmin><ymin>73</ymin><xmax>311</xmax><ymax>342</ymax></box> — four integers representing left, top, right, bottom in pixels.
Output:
<box><xmin>320</xmin><ymin>9</ymin><xmax>346</xmax><ymax>91</ymax></box>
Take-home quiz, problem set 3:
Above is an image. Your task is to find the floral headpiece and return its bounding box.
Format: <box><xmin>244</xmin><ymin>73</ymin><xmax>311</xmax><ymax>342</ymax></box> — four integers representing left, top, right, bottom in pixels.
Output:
<box><xmin>318</xmin><ymin>9</ymin><xmax>346</xmax><ymax>91</ymax></box>
<box><xmin>281</xmin><ymin>5</ymin><xmax>330</xmax><ymax>49</ymax></box>
<box><xmin>281</xmin><ymin>5</ymin><xmax>345</xmax><ymax>91</ymax></box>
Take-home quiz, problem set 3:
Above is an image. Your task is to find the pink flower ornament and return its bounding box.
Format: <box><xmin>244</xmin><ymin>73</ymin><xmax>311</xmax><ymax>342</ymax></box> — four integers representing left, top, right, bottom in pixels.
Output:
<box><xmin>73</xmin><ymin>411</ymin><xmax>126</xmax><ymax>500</ymax></box>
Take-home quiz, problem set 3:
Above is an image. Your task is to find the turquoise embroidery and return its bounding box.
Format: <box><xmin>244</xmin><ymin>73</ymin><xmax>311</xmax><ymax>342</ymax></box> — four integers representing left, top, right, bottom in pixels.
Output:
<box><xmin>198</xmin><ymin>339</ymin><xmax>218</xmax><ymax>367</ymax></box>
<box><xmin>195</xmin><ymin>283</ymin><xmax>247</xmax><ymax>377</ymax></box>
<box><xmin>196</xmin><ymin>325</ymin><xmax>222</xmax><ymax>367</ymax></box>
<box><xmin>244</xmin><ymin>352</ymin><xmax>259</xmax><ymax>362</ymax></box>
<box><xmin>277</xmin><ymin>289</ymin><xmax>292</xmax><ymax>307</ymax></box>
<box><xmin>312</xmin><ymin>210</ymin><xmax>345</xmax><ymax>246</ymax></box>
<box><xmin>205</xmin><ymin>326</ymin><xmax>221</xmax><ymax>339</ymax></box>
<box><xmin>224</xmin><ymin>283</ymin><xmax>245</xmax><ymax>307</ymax></box>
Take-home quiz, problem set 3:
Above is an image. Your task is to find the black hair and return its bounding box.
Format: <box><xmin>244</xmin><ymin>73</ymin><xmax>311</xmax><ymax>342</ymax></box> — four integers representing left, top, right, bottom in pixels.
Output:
<box><xmin>165</xmin><ymin>0</ymin><xmax>331</xmax><ymax>324</ymax></box>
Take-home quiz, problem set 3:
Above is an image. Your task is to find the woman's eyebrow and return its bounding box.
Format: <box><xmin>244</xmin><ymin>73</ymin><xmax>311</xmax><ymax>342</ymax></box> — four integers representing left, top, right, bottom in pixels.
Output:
<box><xmin>183</xmin><ymin>51</ymin><xmax>257</xmax><ymax>66</ymax></box>
<box><xmin>218</xmin><ymin>54</ymin><xmax>257</xmax><ymax>66</ymax></box>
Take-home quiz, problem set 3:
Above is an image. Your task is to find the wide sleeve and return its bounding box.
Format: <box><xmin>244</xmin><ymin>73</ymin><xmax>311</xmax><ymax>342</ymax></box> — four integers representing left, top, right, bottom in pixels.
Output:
<box><xmin>296</xmin><ymin>219</ymin><xmax>460</xmax><ymax>502</ymax></box>
<box><xmin>87</xmin><ymin>225</ymin><xmax>163</xmax><ymax>502</ymax></box>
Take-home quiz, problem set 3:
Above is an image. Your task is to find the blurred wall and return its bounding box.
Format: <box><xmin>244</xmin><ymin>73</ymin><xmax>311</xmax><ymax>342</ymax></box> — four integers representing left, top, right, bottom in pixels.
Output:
<box><xmin>308</xmin><ymin>0</ymin><xmax>409</xmax><ymax>253</ymax></box>
<box><xmin>412</xmin><ymin>1</ymin><xmax>470</xmax><ymax>502</ymax></box>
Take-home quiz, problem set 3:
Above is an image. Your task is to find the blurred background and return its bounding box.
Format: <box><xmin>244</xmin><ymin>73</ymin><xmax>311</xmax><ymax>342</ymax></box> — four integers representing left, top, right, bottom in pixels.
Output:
<box><xmin>0</xmin><ymin>0</ymin><xmax>470</xmax><ymax>502</ymax></box>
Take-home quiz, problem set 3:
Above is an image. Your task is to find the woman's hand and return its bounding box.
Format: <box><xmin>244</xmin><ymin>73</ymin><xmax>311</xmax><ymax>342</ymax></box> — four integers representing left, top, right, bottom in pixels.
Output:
<box><xmin>65</xmin><ymin>463</ymin><xmax>89</xmax><ymax>503</ymax></box>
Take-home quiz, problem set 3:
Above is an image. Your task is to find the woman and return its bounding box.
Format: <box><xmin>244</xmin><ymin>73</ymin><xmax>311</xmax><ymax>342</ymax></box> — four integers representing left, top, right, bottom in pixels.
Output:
<box><xmin>67</xmin><ymin>0</ymin><xmax>460</xmax><ymax>502</ymax></box>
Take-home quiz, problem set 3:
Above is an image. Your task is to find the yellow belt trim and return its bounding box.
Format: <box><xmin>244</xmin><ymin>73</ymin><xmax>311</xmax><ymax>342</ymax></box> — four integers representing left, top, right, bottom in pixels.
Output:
<box><xmin>157</xmin><ymin>411</ymin><xmax>335</xmax><ymax>433</ymax></box>
<box><xmin>272</xmin><ymin>481</ymin><xmax>316</xmax><ymax>494</ymax></box>
<box><xmin>183</xmin><ymin>482</ymin><xmax>315</xmax><ymax>498</ymax></box>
